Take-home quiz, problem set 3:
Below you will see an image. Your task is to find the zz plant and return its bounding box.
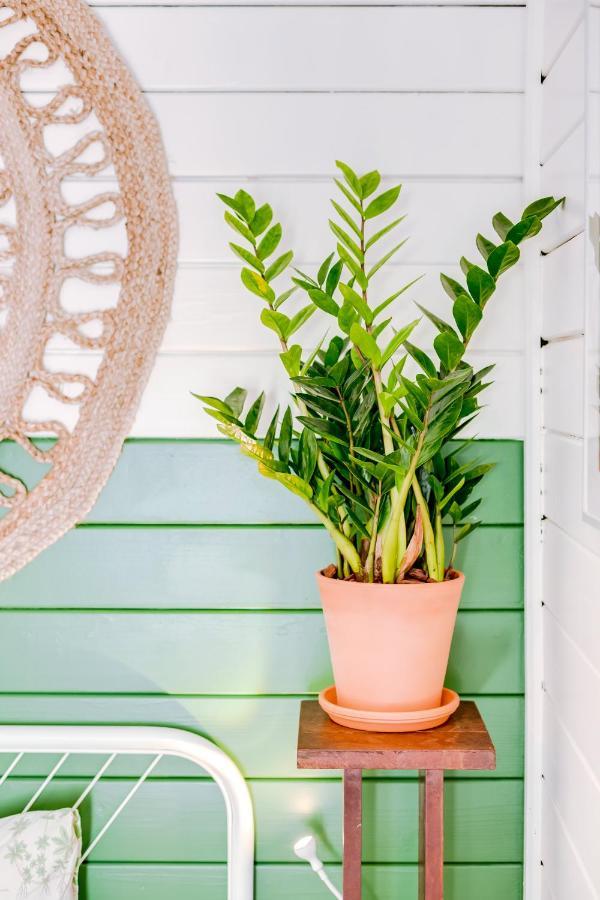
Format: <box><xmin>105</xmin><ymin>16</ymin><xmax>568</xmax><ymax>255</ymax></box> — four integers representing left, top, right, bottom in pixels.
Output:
<box><xmin>195</xmin><ymin>162</ymin><xmax>562</xmax><ymax>584</ymax></box>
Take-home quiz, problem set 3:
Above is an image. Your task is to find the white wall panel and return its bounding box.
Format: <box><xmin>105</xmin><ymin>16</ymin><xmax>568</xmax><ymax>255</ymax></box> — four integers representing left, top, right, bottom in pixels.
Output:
<box><xmin>543</xmin><ymin>0</ymin><xmax>585</xmax><ymax>74</ymax></box>
<box><xmin>542</xmin><ymin>233</ymin><xmax>585</xmax><ymax>339</ymax></box>
<box><xmin>543</xmin><ymin>337</ymin><xmax>584</xmax><ymax>437</ymax></box>
<box><xmin>542</xmin><ymin>22</ymin><xmax>584</xmax><ymax>163</ymax></box>
<box><xmin>541</xmin><ymin>799</ymin><xmax>596</xmax><ymax>900</ymax></box>
<box><xmin>59</xmin><ymin>8</ymin><xmax>526</xmax><ymax>94</ymax></box>
<box><xmin>540</xmin><ymin>122</ymin><xmax>585</xmax><ymax>250</ymax></box>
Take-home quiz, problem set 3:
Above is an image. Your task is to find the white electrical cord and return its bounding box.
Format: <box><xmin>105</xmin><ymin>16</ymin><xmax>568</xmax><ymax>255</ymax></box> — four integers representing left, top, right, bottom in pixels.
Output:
<box><xmin>294</xmin><ymin>835</ymin><xmax>343</xmax><ymax>900</ymax></box>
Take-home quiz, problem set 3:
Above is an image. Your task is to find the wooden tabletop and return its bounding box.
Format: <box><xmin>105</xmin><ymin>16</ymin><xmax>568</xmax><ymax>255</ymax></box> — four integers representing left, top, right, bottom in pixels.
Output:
<box><xmin>297</xmin><ymin>700</ymin><xmax>496</xmax><ymax>771</ymax></box>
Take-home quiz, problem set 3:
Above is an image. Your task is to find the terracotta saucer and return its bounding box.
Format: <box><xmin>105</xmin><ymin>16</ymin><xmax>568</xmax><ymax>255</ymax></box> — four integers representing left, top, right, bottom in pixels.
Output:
<box><xmin>318</xmin><ymin>685</ymin><xmax>460</xmax><ymax>733</ymax></box>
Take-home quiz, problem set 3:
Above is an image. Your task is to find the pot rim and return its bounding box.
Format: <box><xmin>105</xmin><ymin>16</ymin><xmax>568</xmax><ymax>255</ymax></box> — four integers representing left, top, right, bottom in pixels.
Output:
<box><xmin>316</xmin><ymin>569</ymin><xmax>465</xmax><ymax>590</ymax></box>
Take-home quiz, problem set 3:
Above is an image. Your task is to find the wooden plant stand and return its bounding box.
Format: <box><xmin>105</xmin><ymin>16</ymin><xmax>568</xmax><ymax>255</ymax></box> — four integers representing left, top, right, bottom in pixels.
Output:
<box><xmin>297</xmin><ymin>700</ymin><xmax>496</xmax><ymax>900</ymax></box>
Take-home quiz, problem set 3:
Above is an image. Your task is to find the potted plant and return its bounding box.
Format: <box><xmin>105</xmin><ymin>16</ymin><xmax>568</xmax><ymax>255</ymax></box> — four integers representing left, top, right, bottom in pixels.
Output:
<box><xmin>195</xmin><ymin>162</ymin><xmax>562</xmax><ymax>731</ymax></box>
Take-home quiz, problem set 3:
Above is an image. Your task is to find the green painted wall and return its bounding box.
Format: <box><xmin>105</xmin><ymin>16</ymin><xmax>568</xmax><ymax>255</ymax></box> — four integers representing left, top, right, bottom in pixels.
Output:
<box><xmin>0</xmin><ymin>439</ymin><xmax>524</xmax><ymax>898</ymax></box>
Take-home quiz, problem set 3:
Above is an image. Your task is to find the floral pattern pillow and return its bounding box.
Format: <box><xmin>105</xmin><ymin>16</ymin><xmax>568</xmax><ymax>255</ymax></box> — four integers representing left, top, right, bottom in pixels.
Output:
<box><xmin>0</xmin><ymin>808</ymin><xmax>81</xmax><ymax>898</ymax></box>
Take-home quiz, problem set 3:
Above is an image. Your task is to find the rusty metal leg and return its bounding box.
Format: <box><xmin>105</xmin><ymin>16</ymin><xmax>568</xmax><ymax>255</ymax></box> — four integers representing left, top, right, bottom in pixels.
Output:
<box><xmin>418</xmin><ymin>769</ymin><xmax>444</xmax><ymax>900</ymax></box>
<box><xmin>343</xmin><ymin>768</ymin><xmax>362</xmax><ymax>900</ymax></box>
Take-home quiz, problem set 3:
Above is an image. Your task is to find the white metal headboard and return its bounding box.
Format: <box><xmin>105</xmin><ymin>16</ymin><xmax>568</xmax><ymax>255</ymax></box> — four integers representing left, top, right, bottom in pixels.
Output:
<box><xmin>0</xmin><ymin>725</ymin><xmax>254</xmax><ymax>899</ymax></box>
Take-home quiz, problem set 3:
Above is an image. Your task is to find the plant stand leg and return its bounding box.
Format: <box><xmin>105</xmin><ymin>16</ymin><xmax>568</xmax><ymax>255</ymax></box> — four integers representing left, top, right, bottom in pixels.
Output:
<box><xmin>343</xmin><ymin>768</ymin><xmax>362</xmax><ymax>900</ymax></box>
<box><xmin>418</xmin><ymin>769</ymin><xmax>444</xmax><ymax>900</ymax></box>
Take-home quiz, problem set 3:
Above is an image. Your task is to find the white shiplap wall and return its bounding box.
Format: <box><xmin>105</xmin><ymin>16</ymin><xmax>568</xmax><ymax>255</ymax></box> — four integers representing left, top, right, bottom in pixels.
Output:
<box><xmin>40</xmin><ymin>0</ymin><xmax>530</xmax><ymax>437</ymax></box>
<box><xmin>541</xmin><ymin>2</ymin><xmax>600</xmax><ymax>897</ymax></box>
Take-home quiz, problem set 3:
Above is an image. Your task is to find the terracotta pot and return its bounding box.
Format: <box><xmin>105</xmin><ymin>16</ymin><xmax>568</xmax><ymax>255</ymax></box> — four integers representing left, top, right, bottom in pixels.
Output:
<box><xmin>317</xmin><ymin>570</ymin><xmax>464</xmax><ymax>713</ymax></box>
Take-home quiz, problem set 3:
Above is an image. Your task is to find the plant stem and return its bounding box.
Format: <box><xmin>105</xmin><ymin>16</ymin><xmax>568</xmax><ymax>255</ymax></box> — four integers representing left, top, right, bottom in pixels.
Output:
<box><xmin>411</xmin><ymin>476</ymin><xmax>441</xmax><ymax>581</ymax></box>
<box><xmin>311</xmin><ymin>503</ymin><xmax>362</xmax><ymax>574</ymax></box>
<box><xmin>365</xmin><ymin>487</ymin><xmax>382</xmax><ymax>583</ymax></box>
<box><xmin>435</xmin><ymin>508</ymin><xmax>445</xmax><ymax>577</ymax></box>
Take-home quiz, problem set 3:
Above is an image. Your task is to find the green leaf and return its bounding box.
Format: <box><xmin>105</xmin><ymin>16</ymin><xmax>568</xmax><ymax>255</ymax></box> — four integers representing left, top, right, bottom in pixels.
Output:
<box><xmin>264</xmin><ymin>406</ymin><xmax>279</xmax><ymax>451</ymax></box>
<box><xmin>365</xmin><ymin>216</ymin><xmax>405</xmax><ymax>251</ymax></box>
<box><xmin>338</xmin><ymin>300</ymin><xmax>358</xmax><ymax>334</ymax></box>
<box><xmin>261</xmin><ymin>308</ymin><xmax>290</xmax><ymax>339</ymax></box>
<box><xmin>364</xmin><ymin>185</ymin><xmax>401</xmax><ymax>220</ymax></box>
<box><xmin>331</xmin><ymin>200</ymin><xmax>362</xmax><ymax>238</ymax></box>
<box><xmin>224</xmin><ymin>387</ymin><xmax>247</xmax><ymax>418</ymax></box>
<box><xmin>299</xmin><ymin>428</ymin><xmax>318</xmax><ymax>481</ymax></box>
<box><xmin>230</xmin><ymin>243</ymin><xmax>264</xmax><ymax>272</ymax></box>
<box><xmin>257</xmin><ymin>224</ymin><xmax>282</xmax><ymax>260</ymax></box>
<box><xmin>336</xmin><ymin>160</ymin><xmax>362</xmax><ymax>198</ymax></box>
<box><xmin>367</xmin><ymin>239</ymin><xmax>407</xmax><ymax>280</ymax></box>
<box><xmin>245</xmin><ymin>392</ymin><xmax>265</xmax><ymax>434</ymax></box>
<box><xmin>350</xmin><ymin>322</ymin><xmax>381</xmax><ymax>366</ymax></box>
<box><xmin>258</xmin><ymin>463</ymin><xmax>313</xmax><ymax>500</ymax></box>
<box><xmin>453</xmin><ymin>293</ymin><xmax>482</xmax><ymax>341</ymax></box>
<box><xmin>315</xmin><ymin>471</ymin><xmax>335</xmax><ymax>512</ymax></box>
<box><xmin>434</xmin><ymin>332</ymin><xmax>464</xmax><ymax>372</ymax></box>
<box><xmin>339</xmin><ymin>283</ymin><xmax>373</xmax><ymax>324</ymax></box>
<box><xmin>415</xmin><ymin>304</ymin><xmax>457</xmax><ymax>336</ymax></box>
<box><xmin>297</xmin><ymin>415</ymin><xmax>348</xmax><ymax>446</ymax></box>
<box><xmin>250</xmin><ymin>204</ymin><xmax>273</xmax><ymax>236</ymax></box>
<box><xmin>241</xmin><ymin>268</ymin><xmax>274</xmax><ymax>302</ymax></box>
<box><xmin>224</xmin><ymin>211</ymin><xmax>255</xmax><ymax>243</ymax></box>
<box><xmin>287</xmin><ymin>304</ymin><xmax>316</xmax><ymax>337</ymax></box>
<box><xmin>217</xmin><ymin>192</ymin><xmax>246</xmax><ymax>217</ymax></box>
<box><xmin>278</xmin><ymin>407</ymin><xmax>293</xmax><ymax>463</ymax></box>
<box><xmin>487</xmin><ymin>240</ymin><xmax>520</xmax><ymax>278</ymax></box>
<box><xmin>522</xmin><ymin>196</ymin><xmax>564</xmax><ymax>220</ymax></box>
<box><xmin>325</xmin><ymin>259</ymin><xmax>343</xmax><ymax>296</ymax></box>
<box><xmin>359</xmin><ymin>170</ymin><xmax>381</xmax><ymax>199</ymax></box>
<box><xmin>280</xmin><ymin>345</ymin><xmax>302</xmax><ymax>377</ymax></box>
<box><xmin>505</xmin><ymin>215</ymin><xmax>542</xmax><ymax>245</ymax></box>
<box><xmin>308</xmin><ymin>287</ymin><xmax>340</xmax><ymax>316</ymax></box>
<box><xmin>334</xmin><ymin>179</ymin><xmax>362</xmax><ymax>215</ymax></box>
<box><xmin>466</xmin><ymin>266</ymin><xmax>496</xmax><ymax>307</ymax></box>
<box><xmin>234</xmin><ymin>189</ymin><xmax>255</xmax><ymax>223</ymax></box>
<box><xmin>380</xmin><ymin>317</ymin><xmax>421</xmax><ymax>366</ymax></box>
<box><xmin>329</xmin><ymin>220</ymin><xmax>363</xmax><ymax>261</ymax></box>
<box><xmin>460</xmin><ymin>256</ymin><xmax>476</xmax><ymax>277</ymax></box>
<box><xmin>317</xmin><ymin>253</ymin><xmax>335</xmax><ymax>287</ymax></box>
<box><xmin>274</xmin><ymin>286</ymin><xmax>297</xmax><ymax>310</ymax></box>
<box><xmin>492</xmin><ymin>211</ymin><xmax>513</xmax><ymax>241</ymax></box>
<box><xmin>338</xmin><ymin>245</ymin><xmax>368</xmax><ymax>290</ymax></box>
<box><xmin>404</xmin><ymin>341</ymin><xmax>437</xmax><ymax>378</ymax></box>
<box><xmin>372</xmin><ymin>275</ymin><xmax>424</xmax><ymax>319</ymax></box>
<box><xmin>476</xmin><ymin>233</ymin><xmax>496</xmax><ymax>261</ymax></box>
<box><xmin>191</xmin><ymin>394</ymin><xmax>233</xmax><ymax>417</ymax></box>
<box><xmin>265</xmin><ymin>250</ymin><xmax>294</xmax><ymax>282</ymax></box>
<box><xmin>440</xmin><ymin>273</ymin><xmax>466</xmax><ymax>301</ymax></box>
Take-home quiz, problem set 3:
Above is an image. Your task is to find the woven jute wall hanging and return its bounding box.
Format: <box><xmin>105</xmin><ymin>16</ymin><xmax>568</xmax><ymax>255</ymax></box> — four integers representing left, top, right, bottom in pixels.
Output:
<box><xmin>0</xmin><ymin>0</ymin><xmax>178</xmax><ymax>579</ymax></box>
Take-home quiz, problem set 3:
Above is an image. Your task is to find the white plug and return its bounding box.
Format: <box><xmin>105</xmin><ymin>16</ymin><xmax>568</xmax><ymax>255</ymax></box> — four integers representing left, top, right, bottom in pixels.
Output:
<box><xmin>294</xmin><ymin>835</ymin><xmax>343</xmax><ymax>899</ymax></box>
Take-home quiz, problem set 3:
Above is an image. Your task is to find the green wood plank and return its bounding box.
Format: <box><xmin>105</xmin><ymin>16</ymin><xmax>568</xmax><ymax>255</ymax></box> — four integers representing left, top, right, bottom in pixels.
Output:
<box><xmin>0</xmin><ymin>696</ymin><xmax>523</xmax><ymax>779</ymax></box>
<box><xmin>0</xmin><ymin>779</ymin><xmax>522</xmax><ymax>863</ymax></box>
<box><xmin>75</xmin><ymin>439</ymin><xmax>521</xmax><ymax>525</ymax></box>
<box><xmin>0</xmin><ymin>610</ymin><xmax>522</xmax><ymax>693</ymax></box>
<box><xmin>0</xmin><ymin>526</ymin><xmax>523</xmax><ymax>610</ymax></box>
<box><xmin>81</xmin><ymin>863</ymin><xmax>524</xmax><ymax>900</ymax></box>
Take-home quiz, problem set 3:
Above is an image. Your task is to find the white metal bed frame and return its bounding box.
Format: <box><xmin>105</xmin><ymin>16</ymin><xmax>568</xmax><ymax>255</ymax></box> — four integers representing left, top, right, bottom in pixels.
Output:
<box><xmin>0</xmin><ymin>725</ymin><xmax>255</xmax><ymax>899</ymax></box>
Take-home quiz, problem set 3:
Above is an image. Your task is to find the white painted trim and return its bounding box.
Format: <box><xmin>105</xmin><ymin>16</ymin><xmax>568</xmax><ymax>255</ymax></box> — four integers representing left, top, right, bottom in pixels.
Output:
<box><xmin>523</xmin><ymin>0</ymin><xmax>545</xmax><ymax>896</ymax></box>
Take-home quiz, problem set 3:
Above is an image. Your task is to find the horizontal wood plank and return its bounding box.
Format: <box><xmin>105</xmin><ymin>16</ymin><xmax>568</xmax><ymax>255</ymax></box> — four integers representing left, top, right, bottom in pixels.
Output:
<box><xmin>35</xmin><ymin>350</ymin><xmax>526</xmax><ymax>439</ymax></box>
<box><xmin>0</xmin><ymin>778</ymin><xmax>522</xmax><ymax>863</ymax></box>
<box><xmin>542</xmin><ymin>232</ymin><xmax>584</xmax><ymax>339</ymax></box>
<box><xmin>80</xmin><ymin>863</ymin><xmax>524</xmax><ymax>900</ymax></box>
<box><xmin>0</xmin><ymin>525</ymin><xmax>523</xmax><ymax>610</ymax></box>
<box><xmin>0</xmin><ymin>439</ymin><xmax>521</xmax><ymax>524</ymax></box>
<box><xmin>0</xmin><ymin>610</ymin><xmax>523</xmax><ymax>694</ymax></box>
<box><xmin>542</xmin><ymin>336</ymin><xmax>584</xmax><ymax>437</ymax></box>
<box><xmin>16</xmin><ymin>8</ymin><xmax>525</xmax><ymax>93</ymax></box>
<box><xmin>0</xmin><ymin>695</ymin><xmax>523</xmax><ymax>779</ymax></box>
<box><xmin>144</xmin><ymin>94</ymin><xmax>523</xmax><ymax>178</ymax></box>
<box><xmin>54</xmin><ymin>263</ymin><xmax>526</xmax><ymax>355</ymax></box>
